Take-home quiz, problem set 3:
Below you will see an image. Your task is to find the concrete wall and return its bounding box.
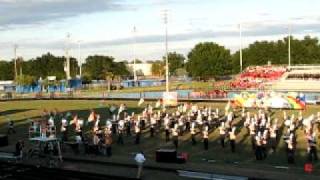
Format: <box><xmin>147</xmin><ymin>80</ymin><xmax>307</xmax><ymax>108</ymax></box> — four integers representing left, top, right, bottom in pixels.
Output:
<box><xmin>127</xmin><ymin>63</ymin><xmax>153</xmax><ymax>76</ymax></box>
<box><xmin>0</xmin><ymin>81</ymin><xmax>14</xmax><ymax>91</ymax></box>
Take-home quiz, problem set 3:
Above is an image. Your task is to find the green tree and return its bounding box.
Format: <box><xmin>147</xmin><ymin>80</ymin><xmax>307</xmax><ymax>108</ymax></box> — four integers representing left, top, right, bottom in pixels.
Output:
<box><xmin>130</xmin><ymin>59</ymin><xmax>142</xmax><ymax>64</ymax></box>
<box><xmin>16</xmin><ymin>75</ymin><xmax>36</xmax><ymax>86</ymax></box>
<box><xmin>83</xmin><ymin>55</ymin><xmax>114</xmax><ymax>80</ymax></box>
<box><xmin>0</xmin><ymin>61</ymin><xmax>14</xmax><ymax>80</ymax></box>
<box><xmin>186</xmin><ymin>42</ymin><xmax>232</xmax><ymax>79</ymax></box>
<box><xmin>163</xmin><ymin>52</ymin><xmax>185</xmax><ymax>75</ymax></box>
<box><xmin>22</xmin><ymin>53</ymin><xmax>78</xmax><ymax>80</ymax></box>
<box><xmin>105</xmin><ymin>71</ymin><xmax>114</xmax><ymax>92</ymax></box>
<box><xmin>231</xmin><ymin>36</ymin><xmax>320</xmax><ymax>73</ymax></box>
<box><xmin>151</xmin><ymin>60</ymin><xmax>165</xmax><ymax>77</ymax></box>
<box><xmin>83</xmin><ymin>55</ymin><xmax>129</xmax><ymax>80</ymax></box>
<box><xmin>111</xmin><ymin>61</ymin><xmax>130</xmax><ymax>77</ymax></box>
<box><xmin>175</xmin><ymin>68</ymin><xmax>188</xmax><ymax>77</ymax></box>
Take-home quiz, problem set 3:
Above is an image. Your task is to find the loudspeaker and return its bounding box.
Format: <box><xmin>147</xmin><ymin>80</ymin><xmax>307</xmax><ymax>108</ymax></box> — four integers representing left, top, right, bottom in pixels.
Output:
<box><xmin>0</xmin><ymin>134</ymin><xmax>8</xmax><ymax>147</ymax></box>
<box><xmin>155</xmin><ymin>149</ymin><xmax>177</xmax><ymax>163</ymax></box>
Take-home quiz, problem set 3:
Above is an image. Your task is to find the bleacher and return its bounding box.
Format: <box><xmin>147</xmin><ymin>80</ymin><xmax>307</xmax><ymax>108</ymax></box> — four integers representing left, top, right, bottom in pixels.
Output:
<box><xmin>229</xmin><ymin>66</ymin><xmax>287</xmax><ymax>90</ymax></box>
<box><xmin>272</xmin><ymin>68</ymin><xmax>320</xmax><ymax>91</ymax></box>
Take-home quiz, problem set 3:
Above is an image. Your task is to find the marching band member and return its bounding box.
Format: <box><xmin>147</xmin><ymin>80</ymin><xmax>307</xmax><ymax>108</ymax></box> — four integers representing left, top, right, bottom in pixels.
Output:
<box><xmin>172</xmin><ymin>124</ymin><xmax>179</xmax><ymax>149</ymax></box>
<box><xmin>164</xmin><ymin>114</ymin><xmax>170</xmax><ymax>142</ymax></box>
<box><xmin>125</xmin><ymin>115</ymin><xmax>132</xmax><ymax>136</ymax></box>
<box><xmin>105</xmin><ymin>121</ymin><xmax>112</xmax><ymax>136</ymax></box>
<box><xmin>104</xmin><ymin>133</ymin><xmax>112</xmax><ymax>157</ymax></box>
<box><xmin>229</xmin><ymin>126</ymin><xmax>236</xmax><ymax>153</ymax></box>
<box><xmin>178</xmin><ymin>115</ymin><xmax>184</xmax><ymax>135</ymax></box>
<box><xmin>76</xmin><ymin>117</ymin><xmax>84</xmax><ymax>141</ymax></box>
<box><xmin>214</xmin><ymin>110</ymin><xmax>220</xmax><ymax>128</ymax></box>
<box><xmin>219</xmin><ymin>122</ymin><xmax>226</xmax><ymax>148</ymax></box>
<box><xmin>249</xmin><ymin>119</ymin><xmax>256</xmax><ymax>150</ymax></box>
<box><xmin>191</xmin><ymin>120</ymin><xmax>197</xmax><ymax>145</ymax></box>
<box><xmin>61</xmin><ymin>117</ymin><xmax>67</xmax><ymax>132</ymax></box>
<box><xmin>261</xmin><ymin>129</ymin><xmax>268</xmax><ymax>159</ymax></box>
<box><xmin>255</xmin><ymin>132</ymin><xmax>263</xmax><ymax>160</ymax></box>
<box><xmin>286</xmin><ymin>133</ymin><xmax>296</xmax><ymax>164</ymax></box>
<box><xmin>88</xmin><ymin>110</ymin><xmax>96</xmax><ymax>123</ymax></box>
<box><xmin>92</xmin><ymin>131</ymin><xmax>100</xmax><ymax>155</ymax></box>
<box><xmin>203</xmin><ymin>124</ymin><xmax>209</xmax><ymax>150</ymax></box>
<box><xmin>156</xmin><ymin>110</ymin><xmax>162</xmax><ymax>129</ymax></box>
<box><xmin>307</xmin><ymin>131</ymin><xmax>318</xmax><ymax>162</ymax></box>
<box><xmin>270</xmin><ymin>123</ymin><xmax>277</xmax><ymax>153</ymax></box>
<box><xmin>93</xmin><ymin>114</ymin><xmax>100</xmax><ymax>132</ymax></box>
<box><xmin>244</xmin><ymin>112</ymin><xmax>250</xmax><ymax>132</ymax></box>
<box><xmin>117</xmin><ymin>118</ymin><xmax>125</xmax><ymax>144</ymax></box>
<box><xmin>150</xmin><ymin>114</ymin><xmax>157</xmax><ymax>137</ymax></box>
<box><xmin>185</xmin><ymin>115</ymin><xmax>191</xmax><ymax>132</ymax></box>
<box><xmin>135</xmin><ymin>116</ymin><xmax>141</xmax><ymax>144</ymax></box>
<box><xmin>241</xmin><ymin>108</ymin><xmax>246</xmax><ymax>122</ymax></box>
<box><xmin>48</xmin><ymin>116</ymin><xmax>54</xmax><ymax>128</ymax></box>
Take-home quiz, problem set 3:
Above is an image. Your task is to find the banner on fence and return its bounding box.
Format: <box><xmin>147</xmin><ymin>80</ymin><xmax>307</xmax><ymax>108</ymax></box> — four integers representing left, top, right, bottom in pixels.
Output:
<box><xmin>163</xmin><ymin>92</ymin><xmax>178</xmax><ymax>106</ymax></box>
<box><xmin>232</xmin><ymin>91</ymin><xmax>306</xmax><ymax>109</ymax></box>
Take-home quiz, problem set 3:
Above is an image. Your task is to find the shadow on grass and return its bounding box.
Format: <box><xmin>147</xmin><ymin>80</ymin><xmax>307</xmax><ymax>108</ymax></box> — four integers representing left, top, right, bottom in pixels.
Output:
<box><xmin>0</xmin><ymin>109</ymin><xmax>35</xmax><ymax>117</ymax></box>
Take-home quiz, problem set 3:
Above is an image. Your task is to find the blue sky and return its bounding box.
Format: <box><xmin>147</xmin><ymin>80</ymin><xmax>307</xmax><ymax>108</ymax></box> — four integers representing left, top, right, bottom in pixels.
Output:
<box><xmin>0</xmin><ymin>0</ymin><xmax>320</xmax><ymax>61</ymax></box>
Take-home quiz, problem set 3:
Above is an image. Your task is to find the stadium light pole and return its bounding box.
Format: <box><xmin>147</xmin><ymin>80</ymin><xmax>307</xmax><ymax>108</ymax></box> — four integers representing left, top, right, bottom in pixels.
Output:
<box><xmin>77</xmin><ymin>40</ymin><xmax>82</xmax><ymax>78</ymax></box>
<box><xmin>13</xmin><ymin>44</ymin><xmax>18</xmax><ymax>80</ymax></box>
<box><xmin>288</xmin><ymin>25</ymin><xmax>291</xmax><ymax>69</ymax></box>
<box><xmin>133</xmin><ymin>26</ymin><xmax>137</xmax><ymax>82</ymax></box>
<box><xmin>239</xmin><ymin>23</ymin><xmax>243</xmax><ymax>72</ymax></box>
<box><xmin>65</xmin><ymin>33</ymin><xmax>71</xmax><ymax>80</ymax></box>
<box><xmin>163</xmin><ymin>10</ymin><xmax>169</xmax><ymax>93</ymax></box>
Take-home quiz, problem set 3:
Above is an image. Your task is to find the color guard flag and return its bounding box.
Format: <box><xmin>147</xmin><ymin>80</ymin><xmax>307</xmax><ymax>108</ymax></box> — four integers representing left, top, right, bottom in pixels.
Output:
<box><xmin>88</xmin><ymin>111</ymin><xmax>95</xmax><ymax>122</ymax></box>
<box><xmin>70</xmin><ymin>115</ymin><xmax>78</xmax><ymax>125</ymax></box>
<box><xmin>109</xmin><ymin>105</ymin><xmax>117</xmax><ymax>113</ymax></box>
<box><xmin>138</xmin><ymin>98</ymin><xmax>144</xmax><ymax>106</ymax></box>
<box><xmin>225</xmin><ymin>100</ymin><xmax>231</xmax><ymax>112</ymax></box>
<box><xmin>155</xmin><ymin>100</ymin><xmax>161</xmax><ymax>108</ymax></box>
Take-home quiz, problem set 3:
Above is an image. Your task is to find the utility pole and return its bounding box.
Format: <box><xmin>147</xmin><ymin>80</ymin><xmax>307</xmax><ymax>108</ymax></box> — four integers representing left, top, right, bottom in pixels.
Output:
<box><xmin>239</xmin><ymin>23</ymin><xmax>243</xmax><ymax>72</ymax></box>
<box><xmin>133</xmin><ymin>26</ymin><xmax>137</xmax><ymax>82</ymax></box>
<box><xmin>163</xmin><ymin>10</ymin><xmax>169</xmax><ymax>92</ymax></box>
<box><xmin>14</xmin><ymin>44</ymin><xmax>18</xmax><ymax>80</ymax></box>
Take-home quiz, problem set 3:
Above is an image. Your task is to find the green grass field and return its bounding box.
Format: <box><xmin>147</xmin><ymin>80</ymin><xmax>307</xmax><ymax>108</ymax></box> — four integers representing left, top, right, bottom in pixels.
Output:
<box><xmin>81</xmin><ymin>81</ymin><xmax>213</xmax><ymax>93</ymax></box>
<box><xmin>1</xmin><ymin>99</ymin><xmax>320</xmax><ymax>179</ymax></box>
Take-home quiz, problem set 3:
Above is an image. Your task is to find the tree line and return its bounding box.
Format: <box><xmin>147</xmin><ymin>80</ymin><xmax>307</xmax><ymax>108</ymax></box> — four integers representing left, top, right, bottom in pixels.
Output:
<box><xmin>164</xmin><ymin>35</ymin><xmax>320</xmax><ymax>79</ymax></box>
<box><xmin>0</xmin><ymin>53</ymin><xmax>130</xmax><ymax>84</ymax></box>
<box><xmin>0</xmin><ymin>35</ymin><xmax>320</xmax><ymax>83</ymax></box>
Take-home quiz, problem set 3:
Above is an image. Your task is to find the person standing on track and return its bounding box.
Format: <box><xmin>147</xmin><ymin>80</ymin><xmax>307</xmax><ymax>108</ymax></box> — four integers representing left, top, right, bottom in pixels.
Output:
<box><xmin>134</xmin><ymin>151</ymin><xmax>146</xmax><ymax>179</ymax></box>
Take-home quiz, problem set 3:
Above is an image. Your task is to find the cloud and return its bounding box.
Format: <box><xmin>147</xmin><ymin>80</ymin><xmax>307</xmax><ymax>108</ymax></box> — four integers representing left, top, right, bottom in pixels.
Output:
<box><xmin>14</xmin><ymin>19</ymin><xmax>320</xmax><ymax>52</ymax></box>
<box><xmin>76</xmin><ymin>21</ymin><xmax>320</xmax><ymax>48</ymax></box>
<box><xmin>0</xmin><ymin>0</ymin><xmax>129</xmax><ymax>27</ymax></box>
